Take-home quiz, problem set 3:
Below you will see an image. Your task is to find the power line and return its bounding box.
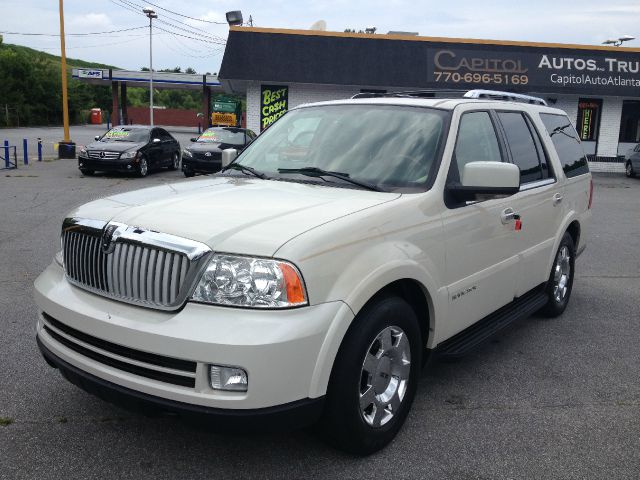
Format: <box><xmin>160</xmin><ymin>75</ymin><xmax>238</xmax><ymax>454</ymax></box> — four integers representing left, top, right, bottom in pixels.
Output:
<box><xmin>0</xmin><ymin>26</ymin><xmax>147</xmax><ymax>36</ymax></box>
<box><xmin>113</xmin><ymin>0</ymin><xmax>226</xmax><ymax>43</ymax></box>
<box><xmin>109</xmin><ymin>0</ymin><xmax>226</xmax><ymax>44</ymax></box>
<box><xmin>138</xmin><ymin>0</ymin><xmax>227</xmax><ymax>24</ymax></box>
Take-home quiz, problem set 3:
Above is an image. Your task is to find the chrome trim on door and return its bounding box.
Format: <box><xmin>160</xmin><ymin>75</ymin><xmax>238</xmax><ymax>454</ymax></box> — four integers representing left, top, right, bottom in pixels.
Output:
<box><xmin>519</xmin><ymin>178</ymin><xmax>556</xmax><ymax>192</ymax></box>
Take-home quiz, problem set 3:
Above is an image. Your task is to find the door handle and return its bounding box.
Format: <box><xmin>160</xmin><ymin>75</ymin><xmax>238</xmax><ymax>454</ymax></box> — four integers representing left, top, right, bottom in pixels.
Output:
<box><xmin>553</xmin><ymin>193</ymin><xmax>563</xmax><ymax>206</ymax></box>
<box><xmin>501</xmin><ymin>207</ymin><xmax>517</xmax><ymax>224</ymax></box>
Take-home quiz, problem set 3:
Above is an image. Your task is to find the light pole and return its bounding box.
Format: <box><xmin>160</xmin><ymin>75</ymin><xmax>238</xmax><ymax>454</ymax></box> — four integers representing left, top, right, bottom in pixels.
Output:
<box><xmin>143</xmin><ymin>7</ymin><xmax>157</xmax><ymax>126</ymax></box>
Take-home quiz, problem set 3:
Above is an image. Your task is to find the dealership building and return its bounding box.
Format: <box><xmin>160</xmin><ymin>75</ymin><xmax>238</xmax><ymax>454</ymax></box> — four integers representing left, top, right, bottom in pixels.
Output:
<box><xmin>219</xmin><ymin>26</ymin><xmax>640</xmax><ymax>172</ymax></box>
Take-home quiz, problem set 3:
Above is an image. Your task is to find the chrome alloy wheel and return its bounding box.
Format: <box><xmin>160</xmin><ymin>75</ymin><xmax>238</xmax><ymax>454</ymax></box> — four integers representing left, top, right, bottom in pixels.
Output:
<box><xmin>553</xmin><ymin>245</ymin><xmax>571</xmax><ymax>303</ymax></box>
<box><xmin>139</xmin><ymin>157</ymin><xmax>148</xmax><ymax>176</ymax></box>
<box><xmin>626</xmin><ymin>162</ymin><xmax>634</xmax><ymax>177</ymax></box>
<box><xmin>359</xmin><ymin>326</ymin><xmax>411</xmax><ymax>428</ymax></box>
<box><xmin>173</xmin><ymin>153</ymin><xmax>180</xmax><ymax>169</ymax></box>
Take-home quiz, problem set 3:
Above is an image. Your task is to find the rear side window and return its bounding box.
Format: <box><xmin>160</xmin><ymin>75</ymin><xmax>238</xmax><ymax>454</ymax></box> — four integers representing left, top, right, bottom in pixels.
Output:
<box><xmin>453</xmin><ymin>111</ymin><xmax>502</xmax><ymax>175</ymax></box>
<box><xmin>540</xmin><ymin>114</ymin><xmax>590</xmax><ymax>178</ymax></box>
<box><xmin>497</xmin><ymin>112</ymin><xmax>543</xmax><ymax>184</ymax></box>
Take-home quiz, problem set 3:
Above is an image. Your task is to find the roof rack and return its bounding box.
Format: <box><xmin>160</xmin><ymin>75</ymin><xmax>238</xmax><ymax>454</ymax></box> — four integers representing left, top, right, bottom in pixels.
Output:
<box><xmin>351</xmin><ymin>89</ymin><xmax>463</xmax><ymax>99</ymax></box>
<box><xmin>463</xmin><ymin>90</ymin><xmax>547</xmax><ymax>106</ymax></box>
<box><xmin>351</xmin><ymin>89</ymin><xmax>547</xmax><ymax>106</ymax></box>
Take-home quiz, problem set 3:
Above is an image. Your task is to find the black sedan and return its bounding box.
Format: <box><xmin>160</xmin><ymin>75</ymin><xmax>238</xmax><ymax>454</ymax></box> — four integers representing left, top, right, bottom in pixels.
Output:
<box><xmin>78</xmin><ymin>125</ymin><xmax>181</xmax><ymax>177</ymax></box>
<box><xmin>181</xmin><ymin>127</ymin><xmax>257</xmax><ymax>177</ymax></box>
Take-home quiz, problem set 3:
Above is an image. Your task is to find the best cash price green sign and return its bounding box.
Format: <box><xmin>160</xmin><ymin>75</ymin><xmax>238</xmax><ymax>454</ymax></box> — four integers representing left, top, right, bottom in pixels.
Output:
<box><xmin>260</xmin><ymin>85</ymin><xmax>288</xmax><ymax>131</ymax></box>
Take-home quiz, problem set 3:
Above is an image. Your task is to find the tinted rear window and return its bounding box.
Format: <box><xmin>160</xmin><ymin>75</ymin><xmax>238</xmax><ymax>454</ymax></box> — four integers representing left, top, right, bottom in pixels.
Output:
<box><xmin>498</xmin><ymin>112</ymin><xmax>543</xmax><ymax>184</ymax></box>
<box><xmin>540</xmin><ymin>114</ymin><xmax>589</xmax><ymax>178</ymax></box>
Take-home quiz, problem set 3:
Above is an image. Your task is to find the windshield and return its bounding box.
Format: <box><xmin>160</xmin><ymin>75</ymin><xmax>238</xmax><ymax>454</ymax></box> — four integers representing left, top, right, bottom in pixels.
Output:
<box><xmin>234</xmin><ymin>105</ymin><xmax>448</xmax><ymax>192</ymax></box>
<box><xmin>197</xmin><ymin>128</ymin><xmax>245</xmax><ymax>145</ymax></box>
<box><xmin>100</xmin><ymin>128</ymin><xmax>150</xmax><ymax>143</ymax></box>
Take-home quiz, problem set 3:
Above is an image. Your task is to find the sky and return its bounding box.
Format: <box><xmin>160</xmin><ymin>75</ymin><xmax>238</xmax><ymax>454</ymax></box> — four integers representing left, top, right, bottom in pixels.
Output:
<box><xmin>2</xmin><ymin>0</ymin><xmax>640</xmax><ymax>74</ymax></box>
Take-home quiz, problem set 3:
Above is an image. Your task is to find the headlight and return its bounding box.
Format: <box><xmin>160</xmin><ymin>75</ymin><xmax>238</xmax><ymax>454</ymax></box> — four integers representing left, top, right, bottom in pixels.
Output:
<box><xmin>182</xmin><ymin>149</ymin><xmax>193</xmax><ymax>158</ymax></box>
<box><xmin>120</xmin><ymin>150</ymin><xmax>137</xmax><ymax>159</ymax></box>
<box><xmin>79</xmin><ymin>147</ymin><xmax>87</xmax><ymax>157</ymax></box>
<box><xmin>191</xmin><ymin>254</ymin><xmax>307</xmax><ymax>308</ymax></box>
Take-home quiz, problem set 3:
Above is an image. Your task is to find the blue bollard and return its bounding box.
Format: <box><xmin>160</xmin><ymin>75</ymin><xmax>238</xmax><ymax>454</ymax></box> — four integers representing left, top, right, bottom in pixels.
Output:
<box><xmin>23</xmin><ymin>138</ymin><xmax>28</xmax><ymax>165</ymax></box>
<box><xmin>37</xmin><ymin>138</ymin><xmax>43</xmax><ymax>161</ymax></box>
<box><xmin>3</xmin><ymin>140</ymin><xmax>9</xmax><ymax>169</ymax></box>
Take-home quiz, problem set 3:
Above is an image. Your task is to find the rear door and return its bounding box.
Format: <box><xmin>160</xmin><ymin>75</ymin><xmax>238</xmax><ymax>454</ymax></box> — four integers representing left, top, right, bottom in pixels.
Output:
<box><xmin>441</xmin><ymin>109</ymin><xmax>520</xmax><ymax>339</ymax></box>
<box><xmin>494</xmin><ymin>110</ymin><xmax>564</xmax><ymax>297</ymax></box>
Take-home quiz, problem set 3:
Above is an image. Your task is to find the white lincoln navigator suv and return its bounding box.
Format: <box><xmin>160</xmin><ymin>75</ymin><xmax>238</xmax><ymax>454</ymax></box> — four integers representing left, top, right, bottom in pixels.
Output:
<box><xmin>34</xmin><ymin>90</ymin><xmax>593</xmax><ymax>454</ymax></box>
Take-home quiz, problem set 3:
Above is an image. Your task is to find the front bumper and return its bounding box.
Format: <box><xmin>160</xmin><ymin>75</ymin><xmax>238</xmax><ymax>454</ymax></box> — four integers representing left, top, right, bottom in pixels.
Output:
<box><xmin>34</xmin><ymin>262</ymin><xmax>353</xmax><ymax>412</ymax></box>
<box><xmin>37</xmin><ymin>336</ymin><xmax>324</xmax><ymax>430</ymax></box>
<box><xmin>78</xmin><ymin>156</ymin><xmax>137</xmax><ymax>173</ymax></box>
<box><xmin>182</xmin><ymin>157</ymin><xmax>221</xmax><ymax>173</ymax></box>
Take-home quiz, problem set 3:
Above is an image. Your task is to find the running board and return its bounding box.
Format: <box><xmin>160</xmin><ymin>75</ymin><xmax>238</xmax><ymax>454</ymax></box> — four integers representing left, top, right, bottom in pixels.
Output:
<box><xmin>435</xmin><ymin>287</ymin><xmax>548</xmax><ymax>360</ymax></box>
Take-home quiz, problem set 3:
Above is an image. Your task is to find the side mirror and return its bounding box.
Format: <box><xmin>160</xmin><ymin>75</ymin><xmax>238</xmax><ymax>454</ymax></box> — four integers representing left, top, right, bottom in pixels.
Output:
<box><xmin>152</xmin><ymin>138</ymin><xmax>161</xmax><ymax>144</ymax></box>
<box><xmin>448</xmin><ymin>161</ymin><xmax>520</xmax><ymax>202</ymax></box>
<box><xmin>190</xmin><ymin>137</ymin><xmax>197</xmax><ymax>142</ymax></box>
<box><xmin>94</xmin><ymin>135</ymin><xmax>100</xmax><ymax>141</ymax></box>
<box><xmin>221</xmin><ymin>148</ymin><xmax>238</xmax><ymax>168</ymax></box>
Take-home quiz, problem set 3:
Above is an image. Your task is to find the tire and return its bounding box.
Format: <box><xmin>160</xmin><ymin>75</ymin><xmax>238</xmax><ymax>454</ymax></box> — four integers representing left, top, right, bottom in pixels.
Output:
<box><xmin>79</xmin><ymin>169</ymin><xmax>94</xmax><ymax>176</ymax></box>
<box><xmin>626</xmin><ymin>162</ymin><xmax>636</xmax><ymax>178</ymax></box>
<box><xmin>169</xmin><ymin>152</ymin><xmax>180</xmax><ymax>171</ymax></box>
<box><xmin>539</xmin><ymin>232</ymin><xmax>575</xmax><ymax>318</ymax></box>
<box><xmin>183</xmin><ymin>167</ymin><xmax>195</xmax><ymax>178</ymax></box>
<box><xmin>319</xmin><ymin>295</ymin><xmax>422</xmax><ymax>455</ymax></box>
<box><xmin>137</xmin><ymin>157</ymin><xmax>149</xmax><ymax>177</ymax></box>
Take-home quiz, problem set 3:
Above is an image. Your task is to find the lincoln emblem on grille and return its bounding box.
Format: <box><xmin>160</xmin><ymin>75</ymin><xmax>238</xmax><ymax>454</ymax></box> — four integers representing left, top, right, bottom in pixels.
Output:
<box><xmin>101</xmin><ymin>224</ymin><xmax>120</xmax><ymax>254</ymax></box>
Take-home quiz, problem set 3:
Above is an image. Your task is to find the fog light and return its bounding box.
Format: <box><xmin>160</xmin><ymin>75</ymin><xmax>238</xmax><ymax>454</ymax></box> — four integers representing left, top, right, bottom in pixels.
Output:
<box><xmin>79</xmin><ymin>162</ymin><xmax>84</xmax><ymax>167</ymax></box>
<box><xmin>210</xmin><ymin>365</ymin><xmax>248</xmax><ymax>392</ymax></box>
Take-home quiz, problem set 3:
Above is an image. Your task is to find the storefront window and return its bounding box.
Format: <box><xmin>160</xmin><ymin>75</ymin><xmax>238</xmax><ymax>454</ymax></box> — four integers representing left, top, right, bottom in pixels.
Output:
<box><xmin>576</xmin><ymin>98</ymin><xmax>601</xmax><ymax>142</ymax></box>
<box><xmin>619</xmin><ymin>100</ymin><xmax>640</xmax><ymax>143</ymax></box>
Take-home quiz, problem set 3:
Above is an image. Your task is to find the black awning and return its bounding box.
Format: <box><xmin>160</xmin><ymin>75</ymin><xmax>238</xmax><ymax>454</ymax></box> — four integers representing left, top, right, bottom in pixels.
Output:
<box><xmin>219</xmin><ymin>28</ymin><xmax>640</xmax><ymax>96</ymax></box>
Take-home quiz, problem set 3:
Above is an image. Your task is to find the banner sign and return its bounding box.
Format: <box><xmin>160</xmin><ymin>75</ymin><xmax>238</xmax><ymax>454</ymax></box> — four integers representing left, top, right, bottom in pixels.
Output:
<box><xmin>260</xmin><ymin>85</ymin><xmax>288</xmax><ymax>131</ymax></box>
<box><xmin>212</xmin><ymin>112</ymin><xmax>237</xmax><ymax>126</ymax></box>
<box><xmin>78</xmin><ymin>69</ymin><xmax>103</xmax><ymax>79</ymax></box>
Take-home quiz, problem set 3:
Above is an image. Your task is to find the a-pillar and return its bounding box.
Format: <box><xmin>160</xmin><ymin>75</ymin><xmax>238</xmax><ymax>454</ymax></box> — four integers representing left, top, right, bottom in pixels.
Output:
<box><xmin>111</xmin><ymin>81</ymin><xmax>120</xmax><ymax>127</ymax></box>
<box><xmin>202</xmin><ymin>84</ymin><xmax>212</xmax><ymax>128</ymax></box>
<box><xmin>120</xmin><ymin>83</ymin><xmax>128</xmax><ymax>125</ymax></box>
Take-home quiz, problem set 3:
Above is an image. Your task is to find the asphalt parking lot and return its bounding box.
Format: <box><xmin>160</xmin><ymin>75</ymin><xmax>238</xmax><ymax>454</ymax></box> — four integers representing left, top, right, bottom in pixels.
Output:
<box><xmin>1</xmin><ymin>159</ymin><xmax>639</xmax><ymax>479</ymax></box>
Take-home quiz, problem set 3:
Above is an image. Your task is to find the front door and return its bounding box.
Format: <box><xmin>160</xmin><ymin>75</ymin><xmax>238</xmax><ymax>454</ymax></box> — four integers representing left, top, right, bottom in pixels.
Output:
<box><xmin>440</xmin><ymin>110</ymin><xmax>520</xmax><ymax>340</ymax></box>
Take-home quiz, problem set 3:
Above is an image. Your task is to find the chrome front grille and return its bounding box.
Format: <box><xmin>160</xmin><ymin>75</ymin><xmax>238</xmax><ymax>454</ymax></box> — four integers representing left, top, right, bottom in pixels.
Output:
<box><xmin>61</xmin><ymin>218</ymin><xmax>211</xmax><ymax>310</ymax></box>
<box><xmin>87</xmin><ymin>150</ymin><xmax>121</xmax><ymax>160</ymax></box>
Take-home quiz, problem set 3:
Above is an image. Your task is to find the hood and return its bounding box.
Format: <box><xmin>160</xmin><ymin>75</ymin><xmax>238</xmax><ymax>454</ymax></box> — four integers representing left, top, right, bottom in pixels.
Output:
<box><xmin>85</xmin><ymin>141</ymin><xmax>146</xmax><ymax>153</ymax></box>
<box><xmin>69</xmin><ymin>177</ymin><xmax>400</xmax><ymax>257</ymax></box>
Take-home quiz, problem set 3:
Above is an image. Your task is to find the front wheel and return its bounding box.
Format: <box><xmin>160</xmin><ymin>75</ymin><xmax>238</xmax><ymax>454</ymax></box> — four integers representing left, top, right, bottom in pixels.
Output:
<box><xmin>137</xmin><ymin>157</ymin><xmax>148</xmax><ymax>177</ymax></box>
<box><xmin>319</xmin><ymin>295</ymin><xmax>422</xmax><ymax>455</ymax></box>
<box><xmin>626</xmin><ymin>162</ymin><xmax>636</xmax><ymax>178</ymax></box>
<box><xmin>539</xmin><ymin>232</ymin><xmax>575</xmax><ymax>317</ymax></box>
<box><xmin>168</xmin><ymin>152</ymin><xmax>180</xmax><ymax>170</ymax></box>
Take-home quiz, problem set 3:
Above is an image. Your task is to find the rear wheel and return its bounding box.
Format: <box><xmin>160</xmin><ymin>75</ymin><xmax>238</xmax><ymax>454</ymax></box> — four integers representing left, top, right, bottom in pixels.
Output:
<box><xmin>169</xmin><ymin>152</ymin><xmax>180</xmax><ymax>170</ymax></box>
<box><xmin>539</xmin><ymin>232</ymin><xmax>575</xmax><ymax>317</ymax></box>
<box><xmin>137</xmin><ymin>157</ymin><xmax>148</xmax><ymax>177</ymax></box>
<box><xmin>319</xmin><ymin>295</ymin><xmax>421</xmax><ymax>455</ymax></box>
<box><xmin>183</xmin><ymin>167</ymin><xmax>195</xmax><ymax>178</ymax></box>
<box><xmin>626</xmin><ymin>162</ymin><xmax>636</xmax><ymax>178</ymax></box>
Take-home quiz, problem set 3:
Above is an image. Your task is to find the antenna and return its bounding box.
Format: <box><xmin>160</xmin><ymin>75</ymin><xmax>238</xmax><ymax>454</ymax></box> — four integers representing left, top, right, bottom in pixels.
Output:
<box><xmin>309</xmin><ymin>20</ymin><xmax>327</xmax><ymax>31</ymax></box>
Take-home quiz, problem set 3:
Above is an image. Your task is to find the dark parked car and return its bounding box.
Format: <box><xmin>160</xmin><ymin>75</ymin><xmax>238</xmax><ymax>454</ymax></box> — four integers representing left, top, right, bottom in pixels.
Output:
<box><xmin>78</xmin><ymin>125</ymin><xmax>181</xmax><ymax>177</ymax></box>
<box><xmin>182</xmin><ymin>127</ymin><xmax>257</xmax><ymax>177</ymax></box>
<box><xmin>624</xmin><ymin>144</ymin><xmax>640</xmax><ymax>178</ymax></box>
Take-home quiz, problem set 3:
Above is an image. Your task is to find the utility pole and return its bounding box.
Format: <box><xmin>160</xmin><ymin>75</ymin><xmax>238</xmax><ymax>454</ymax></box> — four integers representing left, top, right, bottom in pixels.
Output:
<box><xmin>143</xmin><ymin>8</ymin><xmax>157</xmax><ymax>126</ymax></box>
<box><xmin>58</xmin><ymin>0</ymin><xmax>74</xmax><ymax>157</ymax></box>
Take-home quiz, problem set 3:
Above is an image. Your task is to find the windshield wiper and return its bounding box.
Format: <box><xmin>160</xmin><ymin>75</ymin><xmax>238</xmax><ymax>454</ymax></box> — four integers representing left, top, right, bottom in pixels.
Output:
<box><xmin>222</xmin><ymin>162</ymin><xmax>269</xmax><ymax>179</ymax></box>
<box><xmin>278</xmin><ymin>167</ymin><xmax>383</xmax><ymax>192</ymax></box>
